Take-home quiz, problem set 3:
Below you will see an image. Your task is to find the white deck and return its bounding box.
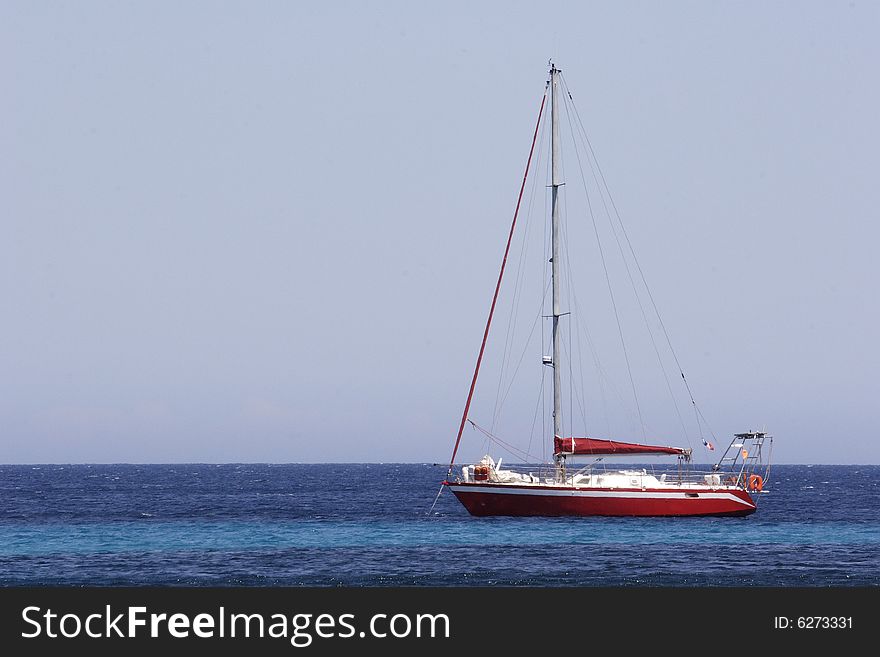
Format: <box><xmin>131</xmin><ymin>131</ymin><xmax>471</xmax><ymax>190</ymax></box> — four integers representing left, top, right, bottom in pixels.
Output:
<box><xmin>462</xmin><ymin>456</ymin><xmax>742</xmax><ymax>491</ymax></box>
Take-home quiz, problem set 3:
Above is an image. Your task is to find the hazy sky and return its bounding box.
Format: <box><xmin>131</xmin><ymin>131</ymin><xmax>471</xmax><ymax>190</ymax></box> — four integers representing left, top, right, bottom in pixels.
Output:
<box><xmin>3</xmin><ymin>1</ymin><xmax>878</xmax><ymax>463</ymax></box>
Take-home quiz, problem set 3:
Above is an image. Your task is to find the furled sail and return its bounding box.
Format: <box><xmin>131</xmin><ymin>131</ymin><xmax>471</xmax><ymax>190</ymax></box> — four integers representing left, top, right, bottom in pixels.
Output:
<box><xmin>553</xmin><ymin>436</ymin><xmax>690</xmax><ymax>458</ymax></box>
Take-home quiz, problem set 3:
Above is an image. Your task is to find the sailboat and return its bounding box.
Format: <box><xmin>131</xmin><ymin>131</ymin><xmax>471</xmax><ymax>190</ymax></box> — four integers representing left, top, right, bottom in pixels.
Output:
<box><xmin>442</xmin><ymin>63</ymin><xmax>772</xmax><ymax>517</ymax></box>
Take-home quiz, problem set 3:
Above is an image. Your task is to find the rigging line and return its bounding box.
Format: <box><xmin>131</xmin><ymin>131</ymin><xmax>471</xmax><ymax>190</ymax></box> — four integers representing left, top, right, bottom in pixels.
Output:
<box><xmin>470</xmin><ymin>420</ymin><xmax>526</xmax><ymax>461</ymax></box>
<box><xmin>558</xmin><ymin>211</ymin><xmax>614</xmax><ymax>436</ymax></box>
<box><xmin>526</xmin><ymin>364</ymin><xmax>546</xmax><ymax>461</ymax></box>
<box><xmin>557</xmin><ymin>327</ymin><xmax>585</xmax><ymax>440</ymax></box>
<box><xmin>561</xmin><ymin>73</ymin><xmax>707</xmax><ymax>443</ymax></box>
<box><xmin>562</xmin><ymin>88</ymin><xmax>659</xmax><ymax>441</ymax></box>
<box><xmin>567</xmin><ymin>280</ymin><xmax>576</xmax><ymax>439</ymax></box>
<box><xmin>562</xmin><ymin>302</ymin><xmax>655</xmax><ymax>436</ymax></box>
<box><xmin>572</xmin><ymin>311</ymin><xmax>590</xmax><ymax>436</ymax></box>
<box><xmin>570</xmin><ymin>296</ymin><xmax>609</xmax><ymax>437</ymax></box>
<box><xmin>557</xmin><ymin>218</ymin><xmax>576</xmax><ymax>440</ymax></box>
<box><xmin>477</xmin><ymin>418</ymin><xmax>491</xmax><ymax>456</ymax></box>
<box><xmin>426</xmin><ymin>483</ymin><xmax>444</xmax><ymax>516</ymax></box>
<box><xmin>568</xmin><ymin>274</ymin><xmax>641</xmax><ymax>434</ymax></box>
<box><xmin>468</xmin><ymin>419</ymin><xmax>545</xmax><ymax>463</ymax></box>
<box><xmin>557</xmin><ymin>147</ymin><xmax>590</xmax><ymax>436</ymax></box>
<box><xmin>556</xmin><ymin>188</ymin><xmax>638</xmax><ymax>436</ymax></box>
<box><xmin>491</xmin><ymin>146</ymin><xmax>545</xmax><ymax>431</ymax></box>
<box><xmin>571</xmin><ymin>289</ymin><xmax>609</xmax><ymax>436</ymax></box>
<box><xmin>561</xmin><ymin>86</ymin><xmax>691</xmax><ymax>447</ymax></box>
<box><xmin>606</xmin><ymin>213</ymin><xmax>692</xmax><ymax>444</ymax></box>
<box><xmin>477</xmin><ymin>433</ymin><xmax>539</xmax><ymax>465</ymax></box>
<box><xmin>541</xmin><ymin>109</ymin><xmax>552</xmax><ymax>462</ymax></box>
<box><xmin>541</xmin><ymin>335</ymin><xmax>547</xmax><ymax>463</ymax></box>
<box><xmin>557</xmin><ymin>126</ymin><xmax>577</xmax><ymax>442</ymax></box>
<box><xmin>561</xmin><ymin>295</ymin><xmax>589</xmax><ymax>434</ymax></box>
<box><xmin>556</xmin><ymin>104</ymin><xmax>645</xmax><ymax>431</ymax></box>
<box><xmin>558</xmin><ymin>87</ymin><xmax>647</xmax><ymax>441</ymax></box>
<box><xmin>497</xmin><ymin>281</ymin><xmax>551</xmax><ymax>412</ymax></box>
<box><xmin>490</xmin><ymin>110</ymin><xmax>548</xmax><ymax>432</ymax></box>
<box><xmin>554</xmin><ymin>113</ymin><xmax>568</xmax><ymax>442</ymax></box>
<box><xmin>446</xmin><ymin>86</ymin><xmax>548</xmax><ymax>475</ymax></box>
<box><xmin>559</xmin><ymin>94</ymin><xmax>634</xmax><ymax>434</ymax></box>
<box><xmin>696</xmin><ymin>404</ymin><xmax>719</xmax><ymax>444</ymax></box>
<box><xmin>520</xmin><ymin>114</ymin><xmax>550</xmax><ymax>425</ymax></box>
<box><xmin>572</xmin><ymin>295</ymin><xmax>590</xmax><ymax>437</ymax></box>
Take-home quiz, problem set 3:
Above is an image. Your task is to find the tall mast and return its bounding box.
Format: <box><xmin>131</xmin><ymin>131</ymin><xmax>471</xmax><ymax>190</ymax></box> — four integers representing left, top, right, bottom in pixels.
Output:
<box><xmin>550</xmin><ymin>63</ymin><xmax>563</xmax><ymax>455</ymax></box>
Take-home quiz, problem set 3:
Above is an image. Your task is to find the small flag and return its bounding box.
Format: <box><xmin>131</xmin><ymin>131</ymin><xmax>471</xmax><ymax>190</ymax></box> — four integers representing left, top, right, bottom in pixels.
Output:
<box><xmin>741</xmin><ymin>449</ymin><xmax>749</xmax><ymax>459</ymax></box>
<box><xmin>702</xmin><ymin>439</ymin><xmax>715</xmax><ymax>451</ymax></box>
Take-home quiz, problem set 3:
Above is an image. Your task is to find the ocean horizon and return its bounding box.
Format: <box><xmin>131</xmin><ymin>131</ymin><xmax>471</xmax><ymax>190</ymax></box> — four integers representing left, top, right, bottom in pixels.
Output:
<box><xmin>2</xmin><ymin>463</ymin><xmax>878</xmax><ymax>586</ymax></box>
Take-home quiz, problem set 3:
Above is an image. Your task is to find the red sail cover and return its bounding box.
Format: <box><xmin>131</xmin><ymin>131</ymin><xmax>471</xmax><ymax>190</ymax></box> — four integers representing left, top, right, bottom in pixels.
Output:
<box><xmin>554</xmin><ymin>436</ymin><xmax>688</xmax><ymax>457</ymax></box>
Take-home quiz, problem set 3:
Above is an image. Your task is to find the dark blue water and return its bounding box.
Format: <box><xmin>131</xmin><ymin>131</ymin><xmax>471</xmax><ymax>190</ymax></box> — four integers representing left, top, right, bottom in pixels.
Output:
<box><xmin>1</xmin><ymin>464</ymin><xmax>878</xmax><ymax>586</ymax></box>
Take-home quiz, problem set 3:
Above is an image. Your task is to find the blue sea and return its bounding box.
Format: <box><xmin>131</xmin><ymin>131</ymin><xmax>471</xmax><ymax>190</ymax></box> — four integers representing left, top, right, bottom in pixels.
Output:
<box><xmin>1</xmin><ymin>464</ymin><xmax>877</xmax><ymax>586</ymax></box>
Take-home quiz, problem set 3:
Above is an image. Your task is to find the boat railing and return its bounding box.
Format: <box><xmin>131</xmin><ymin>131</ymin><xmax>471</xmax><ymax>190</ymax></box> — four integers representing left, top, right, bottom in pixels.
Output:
<box><xmin>566</xmin><ymin>469</ymin><xmax>758</xmax><ymax>488</ymax></box>
<box><xmin>460</xmin><ymin>458</ymin><xmax>770</xmax><ymax>490</ymax></box>
<box><xmin>474</xmin><ymin>462</ymin><xmax>766</xmax><ymax>488</ymax></box>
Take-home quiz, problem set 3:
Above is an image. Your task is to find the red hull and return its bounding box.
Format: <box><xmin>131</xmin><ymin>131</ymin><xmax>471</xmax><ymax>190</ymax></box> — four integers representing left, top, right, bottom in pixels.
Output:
<box><xmin>446</xmin><ymin>482</ymin><xmax>756</xmax><ymax>517</ymax></box>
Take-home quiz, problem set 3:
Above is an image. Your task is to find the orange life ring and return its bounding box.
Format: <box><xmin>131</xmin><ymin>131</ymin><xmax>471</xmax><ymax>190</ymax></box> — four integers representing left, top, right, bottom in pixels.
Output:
<box><xmin>747</xmin><ymin>474</ymin><xmax>764</xmax><ymax>492</ymax></box>
<box><xmin>474</xmin><ymin>465</ymin><xmax>490</xmax><ymax>481</ymax></box>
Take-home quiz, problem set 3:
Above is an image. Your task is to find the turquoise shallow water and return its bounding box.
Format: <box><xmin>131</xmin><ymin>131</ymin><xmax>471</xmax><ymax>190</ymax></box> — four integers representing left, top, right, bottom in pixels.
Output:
<box><xmin>1</xmin><ymin>464</ymin><xmax>878</xmax><ymax>585</ymax></box>
<box><xmin>2</xmin><ymin>518</ymin><xmax>879</xmax><ymax>555</ymax></box>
